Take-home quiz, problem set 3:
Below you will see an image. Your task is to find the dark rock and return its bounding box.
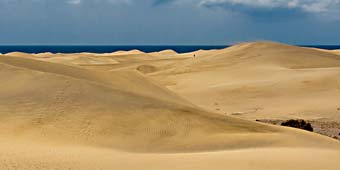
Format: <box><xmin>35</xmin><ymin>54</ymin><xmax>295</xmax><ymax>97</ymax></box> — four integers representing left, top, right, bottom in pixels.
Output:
<box><xmin>281</xmin><ymin>119</ymin><xmax>313</xmax><ymax>132</ymax></box>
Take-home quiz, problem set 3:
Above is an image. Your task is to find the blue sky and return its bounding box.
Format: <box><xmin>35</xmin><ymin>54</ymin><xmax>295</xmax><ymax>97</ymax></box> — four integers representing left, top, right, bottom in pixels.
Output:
<box><xmin>0</xmin><ymin>0</ymin><xmax>340</xmax><ymax>45</ymax></box>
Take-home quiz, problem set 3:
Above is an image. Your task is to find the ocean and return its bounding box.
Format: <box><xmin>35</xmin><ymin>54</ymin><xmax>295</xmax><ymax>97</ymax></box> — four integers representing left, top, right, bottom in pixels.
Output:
<box><xmin>0</xmin><ymin>45</ymin><xmax>339</xmax><ymax>54</ymax></box>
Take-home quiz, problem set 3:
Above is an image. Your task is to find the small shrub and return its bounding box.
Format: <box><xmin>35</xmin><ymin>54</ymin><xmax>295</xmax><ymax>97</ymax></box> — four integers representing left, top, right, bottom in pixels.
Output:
<box><xmin>281</xmin><ymin>119</ymin><xmax>313</xmax><ymax>132</ymax></box>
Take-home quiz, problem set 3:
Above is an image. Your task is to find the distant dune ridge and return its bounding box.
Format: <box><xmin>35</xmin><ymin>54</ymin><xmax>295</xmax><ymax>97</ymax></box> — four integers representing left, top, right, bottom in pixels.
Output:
<box><xmin>332</xmin><ymin>50</ymin><xmax>340</xmax><ymax>55</ymax></box>
<box><xmin>0</xmin><ymin>41</ymin><xmax>340</xmax><ymax>170</ymax></box>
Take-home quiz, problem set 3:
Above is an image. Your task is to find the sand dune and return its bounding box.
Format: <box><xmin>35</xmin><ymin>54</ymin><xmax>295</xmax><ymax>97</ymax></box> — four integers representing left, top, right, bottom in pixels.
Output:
<box><xmin>1</xmin><ymin>42</ymin><xmax>340</xmax><ymax>170</ymax></box>
<box><xmin>149</xmin><ymin>42</ymin><xmax>340</xmax><ymax>121</ymax></box>
<box><xmin>1</xmin><ymin>140</ymin><xmax>339</xmax><ymax>170</ymax></box>
<box><xmin>149</xmin><ymin>49</ymin><xmax>178</xmax><ymax>56</ymax></box>
<box><xmin>5</xmin><ymin>52</ymin><xmax>36</xmax><ymax>58</ymax></box>
<box><xmin>2</xmin><ymin>54</ymin><xmax>331</xmax><ymax>151</ymax></box>
<box><xmin>38</xmin><ymin>53</ymin><xmax>119</xmax><ymax>65</ymax></box>
<box><xmin>111</xmin><ymin>49</ymin><xmax>145</xmax><ymax>55</ymax></box>
<box><xmin>332</xmin><ymin>50</ymin><xmax>340</xmax><ymax>55</ymax></box>
<box><xmin>178</xmin><ymin>42</ymin><xmax>340</xmax><ymax>69</ymax></box>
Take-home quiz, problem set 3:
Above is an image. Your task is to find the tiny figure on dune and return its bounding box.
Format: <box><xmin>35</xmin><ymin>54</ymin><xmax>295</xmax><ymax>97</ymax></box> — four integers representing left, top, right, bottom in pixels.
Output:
<box><xmin>193</xmin><ymin>54</ymin><xmax>196</xmax><ymax>58</ymax></box>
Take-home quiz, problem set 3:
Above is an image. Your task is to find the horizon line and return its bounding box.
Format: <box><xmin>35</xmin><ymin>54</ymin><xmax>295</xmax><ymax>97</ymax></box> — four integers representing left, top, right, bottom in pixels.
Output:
<box><xmin>1</xmin><ymin>44</ymin><xmax>340</xmax><ymax>46</ymax></box>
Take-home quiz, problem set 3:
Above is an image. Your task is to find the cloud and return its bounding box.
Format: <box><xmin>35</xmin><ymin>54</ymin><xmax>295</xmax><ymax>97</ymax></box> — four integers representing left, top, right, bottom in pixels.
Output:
<box><xmin>66</xmin><ymin>0</ymin><xmax>133</xmax><ymax>5</ymax></box>
<box><xmin>152</xmin><ymin>0</ymin><xmax>176</xmax><ymax>6</ymax></box>
<box><xmin>68</xmin><ymin>0</ymin><xmax>81</xmax><ymax>5</ymax></box>
<box><xmin>199</xmin><ymin>0</ymin><xmax>340</xmax><ymax>16</ymax></box>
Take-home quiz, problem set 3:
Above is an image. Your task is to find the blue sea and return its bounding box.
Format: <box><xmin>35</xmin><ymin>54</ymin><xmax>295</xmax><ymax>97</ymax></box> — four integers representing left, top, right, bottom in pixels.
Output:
<box><xmin>0</xmin><ymin>45</ymin><xmax>339</xmax><ymax>54</ymax></box>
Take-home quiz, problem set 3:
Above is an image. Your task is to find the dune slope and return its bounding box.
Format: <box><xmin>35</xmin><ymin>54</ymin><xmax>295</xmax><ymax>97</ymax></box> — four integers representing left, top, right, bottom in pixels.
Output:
<box><xmin>0</xmin><ymin>54</ymin><xmax>321</xmax><ymax>153</ymax></box>
<box><xmin>150</xmin><ymin>42</ymin><xmax>340</xmax><ymax>120</ymax></box>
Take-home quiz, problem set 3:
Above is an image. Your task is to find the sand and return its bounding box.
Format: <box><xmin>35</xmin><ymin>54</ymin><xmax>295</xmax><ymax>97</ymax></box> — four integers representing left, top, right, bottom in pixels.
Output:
<box><xmin>332</xmin><ymin>50</ymin><xmax>340</xmax><ymax>55</ymax></box>
<box><xmin>0</xmin><ymin>42</ymin><xmax>340</xmax><ymax>170</ymax></box>
<box><xmin>148</xmin><ymin>42</ymin><xmax>340</xmax><ymax>121</ymax></box>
